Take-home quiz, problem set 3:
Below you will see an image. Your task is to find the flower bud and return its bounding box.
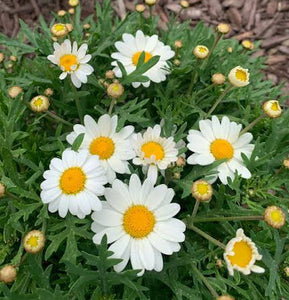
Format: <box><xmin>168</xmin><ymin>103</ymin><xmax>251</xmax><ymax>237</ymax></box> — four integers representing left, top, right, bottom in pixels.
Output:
<box><xmin>228</xmin><ymin>66</ymin><xmax>250</xmax><ymax>87</ymax></box>
<box><xmin>10</xmin><ymin>55</ymin><xmax>17</xmax><ymax>62</ymax></box>
<box><xmin>173</xmin><ymin>59</ymin><xmax>181</xmax><ymax>66</ymax></box>
<box><xmin>173</xmin><ymin>172</ymin><xmax>181</xmax><ymax>179</ymax></box>
<box><xmin>227</xmin><ymin>47</ymin><xmax>233</xmax><ymax>53</ymax></box>
<box><xmin>212</xmin><ymin>73</ymin><xmax>225</xmax><ymax>85</ymax></box>
<box><xmin>0</xmin><ymin>183</ymin><xmax>5</xmax><ymax>198</ymax></box>
<box><xmin>0</xmin><ymin>265</ymin><xmax>17</xmax><ymax>283</ymax></box>
<box><xmin>51</xmin><ymin>23</ymin><xmax>68</xmax><ymax>37</ymax></box>
<box><xmin>217</xmin><ymin>296</ymin><xmax>235</xmax><ymax>300</ymax></box>
<box><xmin>23</xmin><ymin>230</ymin><xmax>46</xmax><ymax>254</ymax></box>
<box><xmin>283</xmin><ymin>158</ymin><xmax>289</xmax><ymax>169</ymax></box>
<box><xmin>191</xmin><ymin>180</ymin><xmax>213</xmax><ymax>202</ymax></box>
<box><xmin>0</xmin><ymin>52</ymin><xmax>5</xmax><ymax>63</ymax></box>
<box><xmin>83</xmin><ymin>23</ymin><xmax>91</xmax><ymax>29</ymax></box>
<box><xmin>105</xmin><ymin>70</ymin><xmax>115</xmax><ymax>79</ymax></box>
<box><xmin>262</xmin><ymin>100</ymin><xmax>282</xmax><ymax>119</ymax></box>
<box><xmin>68</xmin><ymin>8</ymin><xmax>75</xmax><ymax>14</ymax></box>
<box><xmin>217</xmin><ymin>23</ymin><xmax>230</xmax><ymax>34</ymax></box>
<box><xmin>174</xmin><ymin>40</ymin><xmax>183</xmax><ymax>49</ymax></box>
<box><xmin>65</xmin><ymin>23</ymin><xmax>73</xmax><ymax>32</ymax></box>
<box><xmin>193</xmin><ymin>45</ymin><xmax>209</xmax><ymax>59</ymax></box>
<box><xmin>264</xmin><ymin>206</ymin><xmax>285</xmax><ymax>229</ymax></box>
<box><xmin>107</xmin><ymin>82</ymin><xmax>124</xmax><ymax>98</ymax></box>
<box><xmin>176</xmin><ymin>156</ymin><xmax>186</xmax><ymax>167</ymax></box>
<box><xmin>57</xmin><ymin>10</ymin><xmax>66</xmax><ymax>17</ymax></box>
<box><xmin>242</xmin><ymin>40</ymin><xmax>254</xmax><ymax>50</ymax></box>
<box><xmin>135</xmin><ymin>4</ymin><xmax>145</xmax><ymax>13</ymax></box>
<box><xmin>69</xmin><ymin>0</ymin><xmax>79</xmax><ymax>6</ymax></box>
<box><xmin>44</xmin><ymin>88</ymin><xmax>53</xmax><ymax>96</ymax></box>
<box><xmin>180</xmin><ymin>0</ymin><xmax>189</xmax><ymax>8</ymax></box>
<box><xmin>284</xmin><ymin>267</ymin><xmax>289</xmax><ymax>277</ymax></box>
<box><xmin>8</xmin><ymin>86</ymin><xmax>23</xmax><ymax>98</ymax></box>
<box><xmin>145</xmin><ymin>0</ymin><xmax>156</xmax><ymax>6</ymax></box>
<box><xmin>30</xmin><ymin>95</ymin><xmax>50</xmax><ymax>113</ymax></box>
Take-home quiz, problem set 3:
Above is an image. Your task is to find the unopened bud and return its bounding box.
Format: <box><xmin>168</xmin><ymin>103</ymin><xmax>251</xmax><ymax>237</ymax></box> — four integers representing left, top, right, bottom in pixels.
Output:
<box><xmin>212</xmin><ymin>73</ymin><xmax>225</xmax><ymax>85</ymax></box>
<box><xmin>0</xmin><ymin>265</ymin><xmax>17</xmax><ymax>283</ymax></box>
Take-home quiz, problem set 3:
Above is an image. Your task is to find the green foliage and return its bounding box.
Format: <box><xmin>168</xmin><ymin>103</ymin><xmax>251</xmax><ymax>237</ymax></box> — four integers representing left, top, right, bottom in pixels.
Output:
<box><xmin>0</xmin><ymin>0</ymin><xmax>288</xmax><ymax>299</ymax></box>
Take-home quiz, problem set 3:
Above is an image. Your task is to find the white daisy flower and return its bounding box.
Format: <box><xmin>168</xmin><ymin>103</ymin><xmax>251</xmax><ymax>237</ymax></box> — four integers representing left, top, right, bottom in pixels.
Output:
<box><xmin>47</xmin><ymin>39</ymin><xmax>94</xmax><ymax>88</ymax></box>
<box><xmin>91</xmin><ymin>174</ymin><xmax>186</xmax><ymax>275</ymax></box>
<box><xmin>224</xmin><ymin>228</ymin><xmax>265</xmax><ymax>276</ymax></box>
<box><xmin>187</xmin><ymin>116</ymin><xmax>254</xmax><ymax>185</ymax></box>
<box><xmin>40</xmin><ymin>149</ymin><xmax>107</xmax><ymax>219</ymax></box>
<box><xmin>66</xmin><ymin>114</ymin><xmax>135</xmax><ymax>183</ymax></box>
<box><xmin>111</xmin><ymin>30</ymin><xmax>175</xmax><ymax>88</ymax></box>
<box><xmin>132</xmin><ymin>125</ymin><xmax>178</xmax><ymax>183</ymax></box>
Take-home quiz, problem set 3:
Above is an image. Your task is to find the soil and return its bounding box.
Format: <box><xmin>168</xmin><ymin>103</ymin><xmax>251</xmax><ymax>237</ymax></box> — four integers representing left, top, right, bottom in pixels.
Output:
<box><xmin>0</xmin><ymin>0</ymin><xmax>289</xmax><ymax>95</ymax></box>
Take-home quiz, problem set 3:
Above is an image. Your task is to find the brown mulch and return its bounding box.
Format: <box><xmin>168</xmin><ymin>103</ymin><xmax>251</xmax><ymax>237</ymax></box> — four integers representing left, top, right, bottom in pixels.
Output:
<box><xmin>0</xmin><ymin>0</ymin><xmax>289</xmax><ymax>95</ymax></box>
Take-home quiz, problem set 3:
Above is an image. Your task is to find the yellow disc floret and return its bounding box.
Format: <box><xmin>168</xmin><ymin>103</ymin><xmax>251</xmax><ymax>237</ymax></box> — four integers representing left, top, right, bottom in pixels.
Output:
<box><xmin>59</xmin><ymin>167</ymin><xmax>86</xmax><ymax>194</ymax></box>
<box><xmin>123</xmin><ymin>205</ymin><xmax>155</xmax><ymax>238</ymax></box>
<box><xmin>210</xmin><ymin>139</ymin><xmax>234</xmax><ymax>160</ymax></box>
<box><xmin>141</xmin><ymin>141</ymin><xmax>165</xmax><ymax>161</ymax></box>
<box><xmin>59</xmin><ymin>54</ymin><xmax>78</xmax><ymax>72</ymax></box>
<box><xmin>89</xmin><ymin>137</ymin><xmax>115</xmax><ymax>159</ymax></box>
<box><xmin>227</xmin><ymin>240</ymin><xmax>253</xmax><ymax>268</ymax></box>
<box><xmin>132</xmin><ymin>51</ymin><xmax>152</xmax><ymax>66</ymax></box>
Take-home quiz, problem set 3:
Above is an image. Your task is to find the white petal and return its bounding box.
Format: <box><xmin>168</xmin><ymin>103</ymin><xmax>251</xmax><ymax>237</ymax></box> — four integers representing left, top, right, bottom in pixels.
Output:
<box><xmin>154</xmin><ymin>203</ymin><xmax>180</xmax><ymax>221</ymax></box>
<box><xmin>91</xmin><ymin>209</ymin><xmax>122</xmax><ymax>226</ymax></box>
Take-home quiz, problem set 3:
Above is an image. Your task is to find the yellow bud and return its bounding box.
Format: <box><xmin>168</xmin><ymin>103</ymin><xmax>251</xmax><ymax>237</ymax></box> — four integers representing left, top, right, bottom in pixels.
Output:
<box><xmin>68</xmin><ymin>0</ymin><xmax>79</xmax><ymax>6</ymax></box>
<box><xmin>191</xmin><ymin>180</ymin><xmax>213</xmax><ymax>202</ymax></box>
<box><xmin>23</xmin><ymin>230</ymin><xmax>46</xmax><ymax>254</ymax></box>
<box><xmin>174</xmin><ymin>40</ymin><xmax>183</xmax><ymax>49</ymax></box>
<box><xmin>193</xmin><ymin>45</ymin><xmax>209</xmax><ymax>59</ymax></box>
<box><xmin>135</xmin><ymin>4</ymin><xmax>145</xmax><ymax>13</ymax></box>
<box><xmin>217</xmin><ymin>296</ymin><xmax>235</xmax><ymax>300</ymax></box>
<box><xmin>57</xmin><ymin>10</ymin><xmax>66</xmax><ymax>17</ymax></box>
<box><xmin>83</xmin><ymin>23</ymin><xmax>91</xmax><ymax>29</ymax></box>
<box><xmin>145</xmin><ymin>0</ymin><xmax>156</xmax><ymax>6</ymax></box>
<box><xmin>66</xmin><ymin>23</ymin><xmax>74</xmax><ymax>32</ymax></box>
<box><xmin>10</xmin><ymin>55</ymin><xmax>17</xmax><ymax>62</ymax></box>
<box><xmin>173</xmin><ymin>59</ymin><xmax>181</xmax><ymax>66</ymax></box>
<box><xmin>51</xmin><ymin>23</ymin><xmax>68</xmax><ymax>37</ymax></box>
<box><xmin>242</xmin><ymin>40</ymin><xmax>254</xmax><ymax>50</ymax></box>
<box><xmin>283</xmin><ymin>158</ymin><xmax>289</xmax><ymax>169</ymax></box>
<box><xmin>217</xmin><ymin>23</ymin><xmax>230</xmax><ymax>34</ymax></box>
<box><xmin>105</xmin><ymin>70</ymin><xmax>115</xmax><ymax>79</ymax></box>
<box><xmin>0</xmin><ymin>52</ymin><xmax>5</xmax><ymax>63</ymax></box>
<box><xmin>30</xmin><ymin>95</ymin><xmax>50</xmax><ymax>113</ymax></box>
<box><xmin>180</xmin><ymin>0</ymin><xmax>189</xmax><ymax>8</ymax></box>
<box><xmin>262</xmin><ymin>100</ymin><xmax>282</xmax><ymax>119</ymax></box>
<box><xmin>176</xmin><ymin>156</ymin><xmax>186</xmax><ymax>167</ymax></box>
<box><xmin>0</xmin><ymin>183</ymin><xmax>5</xmax><ymax>198</ymax></box>
<box><xmin>44</xmin><ymin>88</ymin><xmax>53</xmax><ymax>96</ymax></box>
<box><xmin>107</xmin><ymin>83</ymin><xmax>124</xmax><ymax>98</ymax></box>
<box><xmin>264</xmin><ymin>206</ymin><xmax>285</xmax><ymax>229</ymax></box>
<box><xmin>227</xmin><ymin>46</ymin><xmax>233</xmax><ymax>53</ymax></box>
<box><xmin>8</xmin><ymin>86</ymin><xmax>23</xmax><ymax>98</ymax></box>
<box><xmin>68</xmin><ymin>8</ymin><xmax>75</xmax><ymax>14</ymax></box>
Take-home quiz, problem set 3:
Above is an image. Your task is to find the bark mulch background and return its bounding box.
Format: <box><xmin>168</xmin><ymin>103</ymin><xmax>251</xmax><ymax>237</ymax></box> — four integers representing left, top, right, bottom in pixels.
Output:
<box><xmin>0</xmin><ymin>0</ymin><xmax>289</xmax><ymax>95</ymax></box>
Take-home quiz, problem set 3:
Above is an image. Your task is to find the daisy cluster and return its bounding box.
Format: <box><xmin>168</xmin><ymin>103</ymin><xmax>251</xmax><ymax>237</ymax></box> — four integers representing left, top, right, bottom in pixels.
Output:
<box><xmin>39</xmin><ymin>29</ymin><xmax>269</xmax><ymax>277</ymax></box>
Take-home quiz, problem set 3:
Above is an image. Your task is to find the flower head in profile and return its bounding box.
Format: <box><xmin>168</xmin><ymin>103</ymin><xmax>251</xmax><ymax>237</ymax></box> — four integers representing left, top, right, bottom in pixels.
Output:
<box><xmin>91</xmin><ymin>174</ymin><xmax>185</xmax><ymax>275</ymax></box>
<box><xmin>224</xmin><ymin>228</ymin><xmax>265</xmax><ymax>276</ymax></box>
<box><xmin>66</xmin><ymin>114</ymin><xmax>135</xmax><ymax>183</ymax></box>
<box><xmin>47</xmin><ymin>39</ymin><xmax>93</xmax><ymax>88</ymax></box>
<box><xmin>111</xmin><ymin>30</ymin><xmax>175</xmax><ymax>88</ymax></box>
<box><xmin>187</xmin><ymin>116</ymin><xmax>254</xmax><ymax>184</ymax></box>
<box><xmin>40</xmin><ymin>149</ymin><xmax>107</xmax><ymax>218</ymax></box>
<box><xmin>132</xmin><ymin>125</ymin><xmax>178</xmax><ymax>183</ymax></box>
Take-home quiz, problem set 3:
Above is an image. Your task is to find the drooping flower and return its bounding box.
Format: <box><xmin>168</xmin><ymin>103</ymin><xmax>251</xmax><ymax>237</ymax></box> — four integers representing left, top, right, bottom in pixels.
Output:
<box><xmin>40</xmin><ymin>149</ymin><xmax>107</xmax><ymax>218</ymax></box>
<box><xmin>66</xmin><ymin>114</ymin><xmax>135</xmax><ymax>183</ymax></box>
<box><xmin>47</xmin><ymin>39</ymin><xmax>93</xmax><ymax>88</ymax></box>
<box><xmin>187</xmin><ymin>116</ymin><xmax>254</xmax><ymax>184</ymax></box>
<box><xmin>132</xmin><ymin>125</ymin><xmax>178</xmax><ymax>183</ymax></box>
<box><xmin>228</xmin><ymin>66</ymin><xmax>250</xmax><ymax>87</ymax></box>
<box><xmin>111</xmin><ymin>30</ymin><xmax>175</xmax><ymax>88</ymax></box>
<box><xmin>91</xmin><ymin>174</ymin><xmax>185</xmax><ymax>275</ymax></box>
<box><xmin>224</xmin><ymin>228</ymin><xmax>265</xmax><ymax>276</ymax></box>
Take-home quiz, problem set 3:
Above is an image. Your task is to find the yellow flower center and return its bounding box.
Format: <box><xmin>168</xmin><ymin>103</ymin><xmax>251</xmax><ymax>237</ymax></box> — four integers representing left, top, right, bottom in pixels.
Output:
<box><xmin>271</xmin><ymin>102</ymin><xmax>279</xmax><ymax>111</ymax></box>
<box><xmin>132</xmin><ymin>51</ymin><xmax>153</xmax><ymax>66</ymax></box>
<box><xmin>235</xmin><ymin>69</ymin><xmax>247</xmax><ymax>82</ymax></box>
<box><xmin>26</xmin><ymin>236</ymin><xmax>38</xmax><ymax>248</ymax></box>
<box><xmin>89</xmin><ymin>137</ymin><xmax>115</xmax><ymax>159</ymax></box>
<box><xmin>210</xmin><ymin>139</ymin><xmax>234</xmax><ymax>160</ymax></box>
<box><xmin>270</xmin><ymin>210</ymin><xmax>283</xmax><ymax>223</ymax></box>
<box><xmin>60</xmin><ymin>54</ymin><xmax>78</xmax><ymax>72</ymax></box>
<box><xmin>227</xmin><ymin>240</ymin><xmax>253</xmax><ymax>268</ymax></box>
<box><xmin>123</xmin><ymin>205</ymin><xmax>155</xmax><ymax>238</ymax></box>
<box><xmin>33</xmin><ymin>98</ymin><xmax>43</xmax><ymax>107</ymax></box>
<box><xmin>55</xmin><ymin>24</ymin><xmax>66</xmax><ymax>31</ymax></box>
<box><xmin>196</xmin><ymin>183</ymin><xmax>209</xmax><ymax>195</ymax></box>
<box><xmin>199</xmin><ymin>47</ymin><xmax>207</xmax><ymax>53</ymax></box>
<box><xmin>141</xmin><ymin>141</ymin><xmax>165</xmax><ymax>161</ymax></box>
<box><xmin>59</xmin><ymin>167</ymin><xmax>86</xmax><ymax>194</ymax></box>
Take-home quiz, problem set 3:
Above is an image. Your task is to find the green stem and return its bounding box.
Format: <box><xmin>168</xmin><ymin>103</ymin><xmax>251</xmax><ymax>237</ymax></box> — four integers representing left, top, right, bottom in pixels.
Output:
<box><xmin>191</xmin><ymin>264</ymin><xmax>219</xmax><ymax>299</ymax></box>
<box><xmin>46</xmin><ymin>111</ymin><xmax>73</xmax><ymax>126</ymax></box>
<box><xmin>6</xmin><ymin>192</ymin><xmax>21</xmax><ymax>201</ymax></box>
<box><xmin>187</xmin><ymin>59</ymin><xmax>199</xmax><ymax>96</ymax></box>
<box><xmin>108</xmin><ymin>98</ymin><xmax>116</xmax><ymax>115</ymax></box>
<box><xmin>240</xmin><ymin>115</ymin><xmax>265</xmax><ymax>134</ymax></box>
<box><xmin>191</xmin><ymin>200</ymin><xmax>200</xmax><ymax>219</ymax></box>
<box><xmin>206</xmin><ymin>32</ymin><xmax>222</xmax><ymax>61</ymax></box>
<box><xmin>187</xmin><ymin>224</ymin><xmax>226</xmax><ymax>250</ymax></box>
<box><xmin>191</xmin><ymin>215</ymin><xmax>264</xmax><ymax>223</ymax></box>
<box><xmin>205</xmin><ymin>84</ymin><xmax>233</xmax><ymax>118</ymax></box>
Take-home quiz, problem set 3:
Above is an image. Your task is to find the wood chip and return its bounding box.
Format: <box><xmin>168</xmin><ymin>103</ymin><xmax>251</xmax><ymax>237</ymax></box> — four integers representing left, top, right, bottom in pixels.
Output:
<box><xmin>227</xmin><ymin>7</ymin><xmax>242</xmax><ymax>30</ymax></box>
<box><xmin>262</xmin><ymin>35</ymin><xmax>289</xmax><ymax>49</ymax></box>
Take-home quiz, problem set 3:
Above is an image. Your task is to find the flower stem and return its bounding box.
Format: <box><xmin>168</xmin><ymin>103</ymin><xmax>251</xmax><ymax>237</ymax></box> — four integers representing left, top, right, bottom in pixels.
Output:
<box><xmin>191</xmin><ymin>215</ymin><xmax>264</xmax><ymax>223</ymax></box>
<box><xmin>187</xmin><ymin>59</ymin><xmax>199</xmax><ymax>96</ymax></box>
<box><xmin>108</xmin><ymin>98</ymin><xmax>116</xmax><ymax>115</ymax></box>
<box><xmin>191</xmin><ymin>200</ymin><xmax>200</xmax><ymax>219</ymax></box>
<box><xmin>191</xmin><ymin>264</ymin><xmax>219</xmax><ymax>299</ymax></box>
<box><xmin>205</xmin><ymin>84</ymin><xmax>233</xmax><ymax>118</ymax></box>
<box><xmin>240</xmin><ymin>115</ymin><xmax>265</xmax><ymax>134</ymax></box>
<box><xmin>206</xmin><ymin>32</ymin><xmax>222</xmax><ymax>61</ymax></box>
<box><xmin>187</xmin><ymin>224</ymin><xmax>226</xmax><ymax>250</ymax></box>
<box><xmin>46</xmin><ymin>111</ymin><xmax>73</xmax><ymax>126</ymax></box>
